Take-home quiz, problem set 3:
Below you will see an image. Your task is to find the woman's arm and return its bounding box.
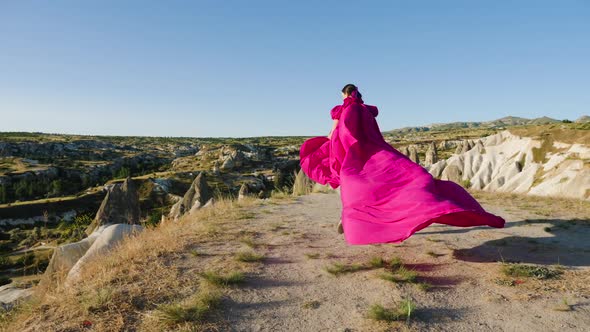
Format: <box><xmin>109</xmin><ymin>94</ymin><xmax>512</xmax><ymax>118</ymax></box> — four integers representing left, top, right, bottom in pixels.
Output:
<box><xmin>327</xmin><ymin>119</ymin><xmax>339</xmax><ymax>139</ymax></box>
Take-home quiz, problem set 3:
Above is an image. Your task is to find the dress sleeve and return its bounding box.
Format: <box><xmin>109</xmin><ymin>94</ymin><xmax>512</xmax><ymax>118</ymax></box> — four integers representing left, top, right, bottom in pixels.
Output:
<box><xmin>330</xmin><ymin>105</ymin><xmax>343</xmax><ymax>120</ymax></box>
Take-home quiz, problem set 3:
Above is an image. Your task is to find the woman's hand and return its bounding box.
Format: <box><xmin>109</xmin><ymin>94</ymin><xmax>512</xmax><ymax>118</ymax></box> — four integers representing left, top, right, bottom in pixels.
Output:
<box><xmin>327</xmin><ymin>119</ymin><xmax>339</xmax><ymax>139</ymax></box>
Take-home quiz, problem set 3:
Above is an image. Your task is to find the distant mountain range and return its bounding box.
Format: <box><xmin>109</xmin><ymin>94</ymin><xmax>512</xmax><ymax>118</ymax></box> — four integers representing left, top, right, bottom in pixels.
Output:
<box><xmin>385</xmin><ymin>115</ymin><xmax>590</xmax><ymax>134</ymax></box>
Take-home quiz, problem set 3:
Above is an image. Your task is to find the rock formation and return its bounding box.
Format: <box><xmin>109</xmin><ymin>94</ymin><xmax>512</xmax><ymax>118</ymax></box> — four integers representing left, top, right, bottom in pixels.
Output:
<box><xmin>429</xmin><ymin>130</ymin><xmax>590</xmax><ymax>200</ymax></box>
<box><xmin>85</xmin><ymin>177</ymin><xmax>141</xmax><ymax>234</ymax></box>
<box><xmin>0</xmin><ymin>283</ymin><xmax>33</xmax><ymax>311</ymax></box>
<box><xmin>399</xmin><ymin>146</ymin><xmax>409</xmax><ymax>157</ymax></box>
<box><xmin>408</xmin><ymin>145</ymin><xmax>420</xmax><ymax>164</ymax></box>
<box><xmin>168</xmin><ymin>172</ymin><xmax>213</xmax><ymax>220</ymax></box>
<box><xmin>66</xmin><ymin>224</ymin><xmax>143</xmax><ymax>284</ymax></box>
<box><xmin>424</xmin><ymin>142</ymin><xmax>438</xmax><ymax>167</ymax></box>
<box><xmin>43</xmin><ymin>178</ymin><xmax>145</xmax><ymax>287</ymax></box>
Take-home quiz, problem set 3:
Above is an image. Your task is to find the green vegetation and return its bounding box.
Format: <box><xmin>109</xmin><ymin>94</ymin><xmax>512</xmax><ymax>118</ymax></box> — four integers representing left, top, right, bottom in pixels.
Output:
<box><xmin>367</xmin><ymin>300</ymin><xmax>415</xmax><ymax>322</ymax></box>
<box><xmin>200</xmin><ymin>271</ymin><xmax>245</xmax><ymax>287</ymax></box>
<box><xmin>325</xmin><ymin>262</ymin><xmax>366</xmax><ymax>275</ymax></box>
<box><xmin>501</xmin><ymin>263</ymin><xmax>562</xmax><ymax>280</ymax></box>
<box><xmin>0</xmin><ymin>276</ymin><xmax>11</xmax><ymax>286</ymax></box>
<box><xmin>154</xmin><ymin>289</ymin><xmax>222</xmax><ymax>327</ymax></box>
<box><xmin>235</xmin><ymin>251</ymin><xmax>265</xmax><ymax>263</ymax></box>
<box><xmin>302</xmin><ymin>300</ymin><xmax>321</xmax><ymax>309</ymax></box>
<box><xmin>379</xmin><ymin>266</ymin><xmax>418</xmax><ymax>283</ymax></box>
<box><xmin>368</xmin><ymin>256</ymin><xmax>386</xmax><ymax>268</ymax></box>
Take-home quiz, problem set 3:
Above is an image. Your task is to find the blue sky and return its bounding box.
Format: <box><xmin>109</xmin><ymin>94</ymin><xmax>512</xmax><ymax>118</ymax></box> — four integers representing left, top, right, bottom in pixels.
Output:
<box><xmin>1</xmin><ymin>1</ymin><xmax>588</xmax><ymax>137</ymax></box>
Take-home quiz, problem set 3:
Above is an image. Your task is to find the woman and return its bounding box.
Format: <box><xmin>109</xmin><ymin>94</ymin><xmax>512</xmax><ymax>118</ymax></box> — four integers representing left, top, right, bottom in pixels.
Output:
<box><xmin>300</xmin><ymin>84</ymin><xmax>505</xmax><ymax>245</ymax></box>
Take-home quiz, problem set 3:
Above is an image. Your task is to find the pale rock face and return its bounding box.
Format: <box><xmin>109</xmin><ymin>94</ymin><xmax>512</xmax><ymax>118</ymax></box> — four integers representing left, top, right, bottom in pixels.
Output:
<box><xmin>399</xmin><ymin>146</ymin><xmax>409</xmax><ymax>157</ymax></box>
<box><xmin>0</xmin><ymin>284</ymin><xmax>33</xmax><ymax>311</ymax></box>
<box><xmin>44</xmin><ymin>227</ymin><xmax>105</xmax><ymax>277</ymax></box>
<box><xmin>168</xmin><ymin>172</ymin><xmax>213</xmax><ymax>220</ymax></box>
<box><xmin>85</xmin><ymin>177</ymin><xmax>141</xmax><ymax>234</ymax></box>
<box><xmin>429</xmin><ymin>160</ymin><xmax>447</xmax><ymax>179</ymax></box>
<box><xmin>424</xmin><ymin>142</ymin><xmax>438</xmax><ymax>167</ymax></box>
<box><xmin>66</xmin><ymin>224</ymin><xmax>143</xmax><ymax>284</ymax></box>
<box><xmin>408</xmin><ymin>145</ymin><xmax>419</xmax><ymax>164</ymax></box>
<box><xmin>429</xmin><ymin>130</ymin><xmax>590</xmax><ymax>200</ymax></box>
<box><xmin>220</xmin><ymin>155</ymin><xmax>235</xmax><ymax>171</ymax></box>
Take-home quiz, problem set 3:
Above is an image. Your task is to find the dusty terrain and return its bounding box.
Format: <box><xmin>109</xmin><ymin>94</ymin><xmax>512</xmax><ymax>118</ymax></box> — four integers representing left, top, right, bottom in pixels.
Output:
<box><xmin>4</xmin><ymin>191</ymin><xmax>590</xmax><ymax>331</ymax></box>
<box><xmin>217</xmin><ymin>192</ymin><xmax>590</xmax><ymax>331</ymax></box>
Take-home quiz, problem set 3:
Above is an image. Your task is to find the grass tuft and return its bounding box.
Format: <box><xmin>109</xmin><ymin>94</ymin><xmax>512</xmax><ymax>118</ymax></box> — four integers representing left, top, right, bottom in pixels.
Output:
<box><xmin>235</xmin><ymin>251</ymin><xmax>265</xmax><ymax>263</ymax></box>
<box><xmin>302</xmin><ymin>300</ymin><xmax>321</xmax><ymax>309</ymax></box>
<box><xmin>190</xmin><ymin>249</ymin><xmax>203</xmax><ymax>257</ymax></box>
<box><xmin>368</xmin><ymin>256</ymin><xmax>386</xmax><ymax>268</ymax></box>
<box><xmin>154</xmin><ymin>289</ymin><xmax>221</xmax><ymax>326</ymax></box>
<box><xmin>501</xmin><ymin>263</ymin><xmax>562</xmax><ymax>280</ymax></box>
<box><xmin>367</xmin><ymin>300</ymin><xmax>416</xmax><ymax>322</ymax></box>
<box><xmin>389</xmin><ymin>256</ymin><xmax>403</xmax><ymax>269</ymax></box>
<box><xmin>552</xmin><ymin>298</ymin><xmax>572</xmax><ymax>312</ymax></box>
<box><xmin>417</xmin><ymin>282</ymin><xmax>432</xmax><ymax>292</ymax></box>
<box><xmin>200</xmin><ymin>271</ymin><xmax>245</xmax><ymax>287</ymax></box>
<box><xmin>239</xmin><ymin>236</ymin><xmax>259</xmax><ymax>248</ymax></box>
<box><xmin>325</xmin><ymin>262</ymin><xmax>365</xmax><ymax>275</ymax></box>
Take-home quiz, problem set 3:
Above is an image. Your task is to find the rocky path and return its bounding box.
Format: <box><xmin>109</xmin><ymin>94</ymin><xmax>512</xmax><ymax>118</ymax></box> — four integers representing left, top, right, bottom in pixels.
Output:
<box><xmin>208</xmin><ymin>193</ymin><xmax>590</xmax><ymax>332</ymax></box>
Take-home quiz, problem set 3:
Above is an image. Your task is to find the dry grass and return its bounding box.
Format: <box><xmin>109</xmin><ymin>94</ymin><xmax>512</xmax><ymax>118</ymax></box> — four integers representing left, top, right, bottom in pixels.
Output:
<box><xmin>151</xmin><ymin>287</ymin><xmax>222</xmax><ymax>328</ymax></box>
<box><xmin>509</xmin><ymin>124</ymin><xmax>590</xmax><ymax>145</ymax></box>
<box><xmin>469</xmin><ymin>190</ymin><xmax>590</xmax><ymax>219</ymax></box>
<box><xmin>239</xmin><ymin>236</ymin><xmax>259</xmax><ymax>248</ymax></box>
<box><xmin>1</xmin><ymin>196</ymin><xmax>263</xmax><ymax>332</ymax></box>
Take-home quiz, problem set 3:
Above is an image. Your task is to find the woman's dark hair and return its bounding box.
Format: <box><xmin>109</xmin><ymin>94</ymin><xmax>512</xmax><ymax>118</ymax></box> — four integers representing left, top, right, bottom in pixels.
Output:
<box><xmin>342</xmin><ymin>84</ymin><xmax>362</xmax><ymax>99</ymax></box>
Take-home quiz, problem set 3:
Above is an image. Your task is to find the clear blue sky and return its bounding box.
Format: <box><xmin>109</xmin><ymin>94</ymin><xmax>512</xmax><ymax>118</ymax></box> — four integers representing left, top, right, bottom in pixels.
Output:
<box><xmin>1</xmin><ymin>1</ymin><xmax>588</xmax><ymax>137</ymax></box>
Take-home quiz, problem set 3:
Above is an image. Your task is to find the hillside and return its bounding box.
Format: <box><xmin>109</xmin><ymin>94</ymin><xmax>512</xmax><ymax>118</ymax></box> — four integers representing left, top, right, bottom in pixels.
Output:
<box><xmin>1</xmin><ymin>117</ymin><xmax>589</xmax><ymax>328</ymax></box>
<box><xmin>2</xmin><ymin>190</ymin><xmax>589</xmax><ymax>331</ymax></box>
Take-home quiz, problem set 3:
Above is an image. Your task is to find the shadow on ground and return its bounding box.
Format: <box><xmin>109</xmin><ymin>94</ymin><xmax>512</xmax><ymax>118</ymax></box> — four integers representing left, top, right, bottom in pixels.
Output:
<box><xmin>447</xmin><ymin>218</ymin><xmax>590</xmax><ymax>267</ymax></box>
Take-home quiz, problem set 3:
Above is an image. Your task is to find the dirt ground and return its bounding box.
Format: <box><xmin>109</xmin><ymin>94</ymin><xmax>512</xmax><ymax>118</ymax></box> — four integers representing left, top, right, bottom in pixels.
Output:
<box><xmin>206</xmin><ymin>192</ymin><xmax>590</xmax><ymax>332</ymax></box>
<box><xmin>5</xmin><ymin>191</ymin><xmax>589</xmax><ymax>332</ymax></box>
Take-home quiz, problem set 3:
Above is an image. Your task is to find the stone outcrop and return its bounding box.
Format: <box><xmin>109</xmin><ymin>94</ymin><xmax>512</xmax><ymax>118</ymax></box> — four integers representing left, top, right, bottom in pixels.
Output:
<box><xmin>399</xmin><ymin>146</ymin><xmax>409</xmax><ymax>157</ymax></box>
<box><xmin>0</xmin><ymin>284</ymin><xmax>33</xmax><ymax>311</ymax></box>
<box><xmin>66</xmin><ymin>224</ymin><xmax>143</xmax><ymax>284</ymax></box>
<box><xmin>408</xmin><ymin>145</ymin><xmax>420</xmax><ymax>164</ymax></box>
<box><xmin>43</xmin><ymin>224</ymin><xmax>143</xmax><ymax>286</ymax></box>
<box><xmin>43</xmin><ymin>179</ymin><xmax>145</xmax><ymax>287</ymax></box>
<box><xmin>429</xmin><ymin>130</ymin><xmax>590</xmax><ymax>200</ymax></box>
<box><xmin>424</xmin><ymin>142</ymin><xmax>438</xmax><ymax>167</ymax></box>
<box><xmin>168</xmin><ymin>172</ymin><xmax>213</xmax><ymax>220</ymax></box>
<box><xmin>85</xmin><ymin>177</ymin><xmax>141</xmax><ymax>234</ymax></box>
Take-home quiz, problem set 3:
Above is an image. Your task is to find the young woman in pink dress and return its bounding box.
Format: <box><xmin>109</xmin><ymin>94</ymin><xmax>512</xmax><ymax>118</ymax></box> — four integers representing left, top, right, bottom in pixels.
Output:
<box><xmin>299</xmin><ymin>84</ymin><xmax>505</xmax><ymax>245</ymax></box>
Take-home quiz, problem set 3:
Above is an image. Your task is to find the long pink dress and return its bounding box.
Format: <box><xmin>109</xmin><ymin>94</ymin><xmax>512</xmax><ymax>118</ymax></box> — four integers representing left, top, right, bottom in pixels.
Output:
<box><xmin>300</xmin><ymin>93</ymin><xmax>505</xmax><ymax>245</ymax></box>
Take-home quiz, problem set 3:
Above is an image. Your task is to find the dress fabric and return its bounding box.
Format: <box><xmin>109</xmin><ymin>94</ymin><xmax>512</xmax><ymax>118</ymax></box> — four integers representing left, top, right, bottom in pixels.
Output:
<box><xmin>299</xmin><ymin>94</ymin><xmax>505</xmax><ymax>245</ymax></box>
